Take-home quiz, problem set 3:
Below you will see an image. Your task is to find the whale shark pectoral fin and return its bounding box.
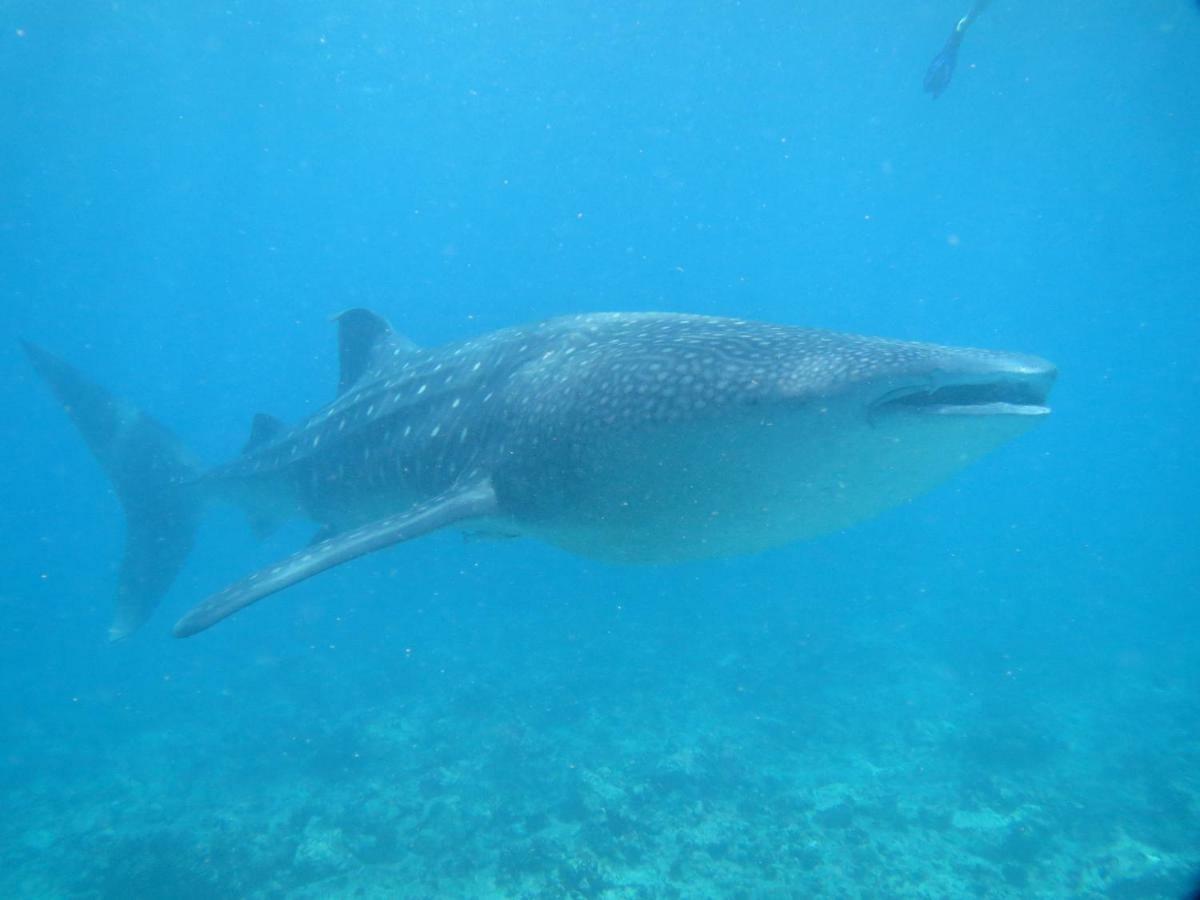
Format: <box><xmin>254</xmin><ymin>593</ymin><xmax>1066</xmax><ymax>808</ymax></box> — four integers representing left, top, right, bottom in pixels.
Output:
<box><xmin>172</xmin><ymin>480</ymin><xmax>499</xmax><ymax>638</ymax></box>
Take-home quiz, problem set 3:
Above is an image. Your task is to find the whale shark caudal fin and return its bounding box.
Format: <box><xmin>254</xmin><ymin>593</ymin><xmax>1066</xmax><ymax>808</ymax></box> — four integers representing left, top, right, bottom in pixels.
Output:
<box><xmin>21</xmin><ymin>341</ymin><xmax>204</xmax><ymax>642</ymax></box>
<box><xmin>172</xmin><ymin>480</ymin><xmax>499</xmax><ymax>638</ymax></box>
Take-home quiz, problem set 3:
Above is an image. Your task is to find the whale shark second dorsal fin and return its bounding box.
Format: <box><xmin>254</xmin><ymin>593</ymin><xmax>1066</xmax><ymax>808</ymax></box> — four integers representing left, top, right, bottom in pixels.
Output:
<box><xmin>334</xmin><ymin>308</ymin><xmax>420</xmax><ymax>396</ymax></box>
<box><xmin>242</xmin><ymin>412</ymin><xmax>286</xmax><ymax>454</ymax></box>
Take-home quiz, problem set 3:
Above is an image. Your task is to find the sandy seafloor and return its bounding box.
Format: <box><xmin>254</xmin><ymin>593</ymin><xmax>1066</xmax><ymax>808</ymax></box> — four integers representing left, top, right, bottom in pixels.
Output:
<box><xmin>3</xmin><ymin>575</ymin><xmax>1196</xmax><ymax>900</ymax></box>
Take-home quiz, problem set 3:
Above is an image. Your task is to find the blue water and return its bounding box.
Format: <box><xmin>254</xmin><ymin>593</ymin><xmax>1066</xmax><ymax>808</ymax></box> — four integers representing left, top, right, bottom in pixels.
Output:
<box><xmin>3</xmin><ymin>2</ymin><xmax>1198</xmax><ymax>896</ymax></box>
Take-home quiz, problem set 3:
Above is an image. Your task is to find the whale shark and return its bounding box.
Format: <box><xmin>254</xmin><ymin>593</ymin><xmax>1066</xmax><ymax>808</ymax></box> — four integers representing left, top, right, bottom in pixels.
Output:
<box><xmin>23</xmin><ymin>310</ymin><xmax>1055</xmax><ymax>640</ymax></box>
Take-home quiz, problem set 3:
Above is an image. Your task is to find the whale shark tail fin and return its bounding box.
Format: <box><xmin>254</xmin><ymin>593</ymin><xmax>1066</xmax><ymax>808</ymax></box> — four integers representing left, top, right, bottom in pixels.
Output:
<box><xmin>22</xmin><ymin>341</ymin><xmax>204</xmax><ymax>641</ymax></box>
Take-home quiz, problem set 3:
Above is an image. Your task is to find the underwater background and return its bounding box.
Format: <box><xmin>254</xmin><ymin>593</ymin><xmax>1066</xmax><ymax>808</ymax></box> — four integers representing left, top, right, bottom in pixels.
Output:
<box><xmin>2</xmin><ymin>1</ymin><xmax>1198</xmax><ymax>897</ymax></box>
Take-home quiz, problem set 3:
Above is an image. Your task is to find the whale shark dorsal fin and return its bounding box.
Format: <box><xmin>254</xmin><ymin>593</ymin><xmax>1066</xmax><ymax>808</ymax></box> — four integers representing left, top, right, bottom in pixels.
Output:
<box><xmin>334</xmin><ymin>308</ymin><xmax>420</xmax><ymax>396</ymax></box>
<box><xmin>242</xmin><ymin>412</ymin><xmax>286</xmax><ymax>454</ymax></box>
<box><xmin>172</xmin><ymin>480</ymin><xmax>499</xmax><ymax>637</ymax></box>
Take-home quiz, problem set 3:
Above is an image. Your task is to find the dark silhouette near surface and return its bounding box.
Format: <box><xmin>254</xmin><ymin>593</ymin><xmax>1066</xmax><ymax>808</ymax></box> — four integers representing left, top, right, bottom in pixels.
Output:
<box><xmin>923</xmin><ymin>0</ymin><xmax>992</xmax><ymax>98</ymax></box>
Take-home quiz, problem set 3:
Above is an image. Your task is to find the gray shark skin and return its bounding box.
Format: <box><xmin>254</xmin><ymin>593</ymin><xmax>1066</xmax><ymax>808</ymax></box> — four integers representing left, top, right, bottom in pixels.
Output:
<box><xmin>23</xmin><ymin>310</ymin><xmax>1055</xmax><ymax>640</ymax></box>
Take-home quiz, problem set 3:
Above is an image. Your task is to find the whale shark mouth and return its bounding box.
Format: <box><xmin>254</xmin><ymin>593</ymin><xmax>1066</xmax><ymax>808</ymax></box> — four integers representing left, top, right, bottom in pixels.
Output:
<box><xmin>871</xmin><ymin>374</ymin><xmax>1054</xmax><ymax>418</ymax></box>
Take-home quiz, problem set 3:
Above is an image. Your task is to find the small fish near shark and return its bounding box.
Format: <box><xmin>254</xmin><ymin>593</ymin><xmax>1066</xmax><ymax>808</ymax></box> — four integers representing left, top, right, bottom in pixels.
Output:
<box><xmin>23</xmin><ymin>310</ymin><xmax>1056</xmax><ymax>641</ymax></box>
